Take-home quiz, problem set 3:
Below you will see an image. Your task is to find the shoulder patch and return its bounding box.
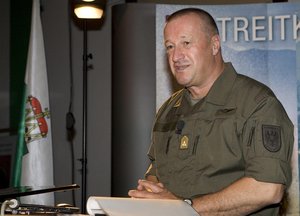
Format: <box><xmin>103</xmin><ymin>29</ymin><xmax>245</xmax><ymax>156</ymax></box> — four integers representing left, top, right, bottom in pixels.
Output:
<box><xmin>262</xmin><ymin>125</ymin><xmax>281</xmax><ymax>152</ymax></box>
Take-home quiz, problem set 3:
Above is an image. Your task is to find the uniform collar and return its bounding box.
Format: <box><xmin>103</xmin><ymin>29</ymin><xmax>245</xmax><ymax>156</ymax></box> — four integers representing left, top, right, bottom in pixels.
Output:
<box><xmin>173</xmin><ymin>62</ymin><xmax>237</xmax><ymax>113</ymax></box>
<box><xmin>205</xmin><ymin>62</ymin><xmax>237</xmax><ymax>106</ymax></box>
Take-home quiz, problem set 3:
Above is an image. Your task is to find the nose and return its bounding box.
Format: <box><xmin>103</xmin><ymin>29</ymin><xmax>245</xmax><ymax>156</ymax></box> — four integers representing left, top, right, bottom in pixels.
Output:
<box><xmin>171</xmin><ymin>47</ymin><xmax>184</xmax><ymax>62</ymax></box>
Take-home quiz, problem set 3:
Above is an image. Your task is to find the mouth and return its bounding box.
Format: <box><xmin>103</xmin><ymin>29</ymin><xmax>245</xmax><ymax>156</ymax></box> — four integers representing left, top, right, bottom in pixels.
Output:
<box><xmin>174</xmin><ymin>64</ymin><xmax>189</xmax><ymax>72</ymax></box>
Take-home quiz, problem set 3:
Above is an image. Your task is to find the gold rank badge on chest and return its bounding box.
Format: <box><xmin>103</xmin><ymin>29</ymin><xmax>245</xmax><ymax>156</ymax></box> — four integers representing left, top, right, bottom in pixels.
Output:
<box><xmin>180</xmin><ymin>135</ymin><xmax>189</xmax><ymax>149</ymax></box>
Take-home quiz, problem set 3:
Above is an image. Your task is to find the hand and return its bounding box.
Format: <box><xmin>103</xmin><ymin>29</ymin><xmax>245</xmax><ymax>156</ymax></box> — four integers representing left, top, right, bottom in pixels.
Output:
<box><xmin>128</xmin><ymin>179</ymin><xmax>179</xmax><ymax>200</ymax></box>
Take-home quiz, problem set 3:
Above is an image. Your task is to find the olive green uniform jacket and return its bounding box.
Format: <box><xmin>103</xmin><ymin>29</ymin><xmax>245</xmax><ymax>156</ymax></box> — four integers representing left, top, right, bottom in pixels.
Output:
<box><xmin>146</xmin><ymin>63</ymin><xmax>294</xmax><ymax>215</ymax></box>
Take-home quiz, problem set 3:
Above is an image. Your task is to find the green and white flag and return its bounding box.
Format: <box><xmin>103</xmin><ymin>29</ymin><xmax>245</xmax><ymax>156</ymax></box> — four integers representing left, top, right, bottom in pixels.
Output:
<box><xmin>12</xmin><ymin>0</ymin><xmax>54</xmax><ymax>205</ymax></box>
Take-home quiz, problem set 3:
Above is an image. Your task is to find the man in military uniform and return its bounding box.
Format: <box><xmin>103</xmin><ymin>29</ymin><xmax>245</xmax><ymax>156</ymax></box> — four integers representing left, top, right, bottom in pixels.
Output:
<box><xmin>128</xmin><ymin>8</ymin><xmax>294</xmax><ymax>215</ymax></box>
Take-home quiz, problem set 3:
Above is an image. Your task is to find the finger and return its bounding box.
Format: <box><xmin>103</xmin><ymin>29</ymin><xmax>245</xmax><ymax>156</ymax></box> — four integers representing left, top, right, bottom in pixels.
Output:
<box><xmin>135</xmin><ymin>179</ymin><xmax>154</xmax><ymax>192</ymax></box>
<box><xmin>128</xmin><ymin>189</ymin><xmax>159</xmax><ymax>199</ymax></box>
<box><xmin>157</xmin><ymin>182</ymin><xmax>164</xmax><ymax>188</ymax></box>
<box><xmin>137</xmin><ymin>184</ymin><xmax>146</xmax><ymax>191</ymax></box>
<box><xmin>138</xmin><ymin>180</ymin><xmax>164</xmax><ymax>193</ymax></box>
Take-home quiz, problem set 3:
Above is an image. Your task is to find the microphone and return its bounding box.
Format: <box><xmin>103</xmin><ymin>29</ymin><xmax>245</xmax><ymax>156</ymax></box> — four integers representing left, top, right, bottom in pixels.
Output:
<box><xmin>175</xmin><ymin>120</ymin><xmax>185</xmax><ymax>134</ymax></box>
<box><xmin>1</xmin><ymin>199</ymin><xmax>19</xmax><ymax>215</ymax></box>
<box><xmin>8</xmin><ymin>199</ymin><xmax>19</xmax><ymax>209</ymax></box>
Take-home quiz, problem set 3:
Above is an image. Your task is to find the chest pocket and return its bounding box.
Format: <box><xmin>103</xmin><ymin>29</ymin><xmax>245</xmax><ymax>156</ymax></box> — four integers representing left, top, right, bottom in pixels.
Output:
<box><xmin>152</xmin><ymin>119</ymin><xmax>198</xmax><ymax>170</ymax></box>
<box><xmin>192</xmin><ymin>108</ymin><xmax>244</xmax><ymax>170</ymax></box>
<box><xmin>153</xmin><ymin>107</ymin><xmax>240</xmax><ymax>160</ymax></box>
<box><xmin>174</xmin><ymin>120</ymin><xmax>198</xmax><ymax>160</ymax></box>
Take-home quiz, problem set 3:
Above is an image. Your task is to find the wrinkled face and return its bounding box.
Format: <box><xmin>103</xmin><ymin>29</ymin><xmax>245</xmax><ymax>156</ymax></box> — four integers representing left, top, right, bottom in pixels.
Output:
<box><xmin>164</xmin><ymin>13</ymin><xmax>215</xmax><ymax>88</ymax></box>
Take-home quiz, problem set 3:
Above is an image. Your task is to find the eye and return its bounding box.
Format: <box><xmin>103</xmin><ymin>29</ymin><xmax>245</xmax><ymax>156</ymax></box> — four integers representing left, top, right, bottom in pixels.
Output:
<box><xmin>165</xmin><ymin>44</ymin><xmax>174</xmax><ymax>52</ymax></box>
<box><xmin>183</xmin><ymin>41</ymin><xmax>191</xmax><ymax>47</ymax></box>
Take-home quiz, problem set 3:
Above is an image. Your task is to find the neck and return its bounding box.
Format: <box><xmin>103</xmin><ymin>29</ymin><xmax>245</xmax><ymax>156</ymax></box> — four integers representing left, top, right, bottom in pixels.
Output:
<box><xmin>188</xmin><ymin>59</ymin><xmax>225</xmax><ymax>100</ymax></box>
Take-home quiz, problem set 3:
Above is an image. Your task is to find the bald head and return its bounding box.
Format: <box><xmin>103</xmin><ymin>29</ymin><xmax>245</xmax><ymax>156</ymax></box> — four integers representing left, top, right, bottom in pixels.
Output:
<box><xmin>166</xmin><ymin>8</ymin><xmax>219</xmax><ymax>39</ymax></box>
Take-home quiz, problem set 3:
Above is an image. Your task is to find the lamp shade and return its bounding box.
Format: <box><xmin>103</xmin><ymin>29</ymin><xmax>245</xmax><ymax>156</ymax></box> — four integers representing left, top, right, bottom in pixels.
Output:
<box><xmin>73</xmin><ymin>0</ymin><xmax>105</xmax><ymax>19</ymax></box>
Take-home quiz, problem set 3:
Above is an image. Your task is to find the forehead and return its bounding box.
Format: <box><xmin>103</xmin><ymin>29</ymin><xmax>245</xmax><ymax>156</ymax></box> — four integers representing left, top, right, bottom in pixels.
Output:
<box><xmin>164</xmin><ymin>13</ymin><xmax>204</xmax><ymax>40</ymax></box>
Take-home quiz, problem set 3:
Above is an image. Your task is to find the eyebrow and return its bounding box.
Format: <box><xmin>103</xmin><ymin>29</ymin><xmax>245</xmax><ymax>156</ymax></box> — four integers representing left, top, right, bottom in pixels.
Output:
<box><xmin>165</xmin><ymin>35</ymin><xmax>191</xmax><ymax>42</ymax></box>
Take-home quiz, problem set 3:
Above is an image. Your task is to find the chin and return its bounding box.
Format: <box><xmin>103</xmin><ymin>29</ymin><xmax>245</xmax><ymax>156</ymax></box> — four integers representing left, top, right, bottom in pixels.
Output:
<box><xmin>176</xmin><ymin>78</ymin><xmax>190</xmax><ymax>86</ymax></box>
<box><xmin>174</xmin><ymin>75</ymin><xmax>186</xmax><ymax>83</ymax></box>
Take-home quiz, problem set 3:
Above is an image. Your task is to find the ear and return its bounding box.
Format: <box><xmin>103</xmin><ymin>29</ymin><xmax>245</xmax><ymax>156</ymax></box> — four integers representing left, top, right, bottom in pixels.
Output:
<box><xmin>211</xmin><ymin>35</ymin><xmax>221</xmax><ymax>56</ymax></box>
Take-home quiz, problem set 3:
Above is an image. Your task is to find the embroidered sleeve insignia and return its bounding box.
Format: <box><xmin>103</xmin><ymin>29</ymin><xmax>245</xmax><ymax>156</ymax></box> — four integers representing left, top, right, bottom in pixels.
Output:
<box><xmin>262</xmin><ymin>125</ymin><xmax>281</xmax><ymax>152</ymax></box>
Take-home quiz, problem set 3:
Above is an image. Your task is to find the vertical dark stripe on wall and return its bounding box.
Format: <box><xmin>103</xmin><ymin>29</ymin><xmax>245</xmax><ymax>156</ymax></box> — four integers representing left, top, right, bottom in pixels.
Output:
<box><xmin>111</xmin><ymin>3</ymin><xmax>156</xmax><ymax>196</ymax></box>
<box><xmin>9</xmin><ymin>0</ymin><xmax>32</xmax><ymax>130</ymax></box>
<box><xmin>112</xmin><ymin>3</ymin><xmax>156</xmax><ymax>196</ymax></box>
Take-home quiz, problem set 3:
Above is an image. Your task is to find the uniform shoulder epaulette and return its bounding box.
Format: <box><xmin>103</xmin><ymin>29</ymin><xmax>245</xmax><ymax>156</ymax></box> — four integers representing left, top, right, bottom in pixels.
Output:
<box><xmin>168</xmin><ymin>89</ymin><xmax>185</xmax><ymax>105</ymax></box>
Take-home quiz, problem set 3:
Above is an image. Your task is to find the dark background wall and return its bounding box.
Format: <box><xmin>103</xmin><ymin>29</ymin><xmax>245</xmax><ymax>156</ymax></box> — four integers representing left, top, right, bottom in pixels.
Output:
<box><xmin>0</xmin><ymin>0</ymin><xmax>295</xmax><ymax>210</ymax></box>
